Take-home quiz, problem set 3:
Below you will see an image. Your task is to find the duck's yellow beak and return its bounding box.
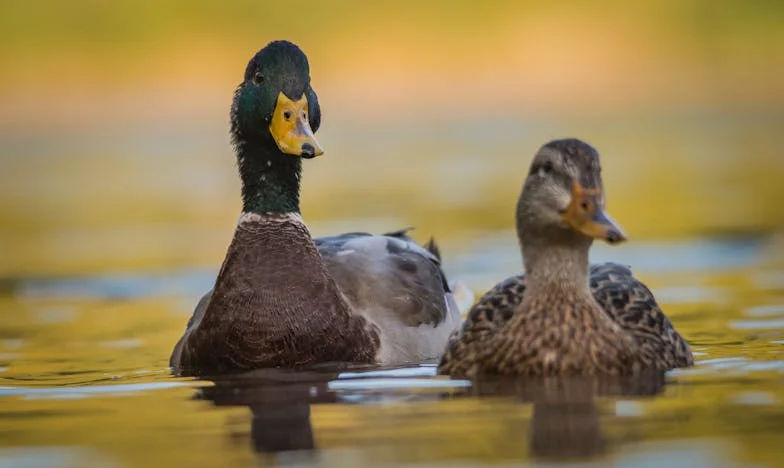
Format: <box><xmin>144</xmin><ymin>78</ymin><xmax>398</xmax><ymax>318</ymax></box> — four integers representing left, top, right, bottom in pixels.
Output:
<box><xmin>562</xmin><ymin>181</ymin><xmax>627</xmax><ymax>244</ymax></box>
<box><xmin>269</xmin><ymin>92</ymin><xmax>324</xmax><ymax>158</ymax></box>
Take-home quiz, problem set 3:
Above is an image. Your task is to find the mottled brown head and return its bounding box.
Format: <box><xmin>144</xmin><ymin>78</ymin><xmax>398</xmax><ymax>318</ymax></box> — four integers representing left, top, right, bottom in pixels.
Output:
<box><xmin>516</xmin><ymin>138</ymin><xmax>626</xmax><ymax>246</ymax></box>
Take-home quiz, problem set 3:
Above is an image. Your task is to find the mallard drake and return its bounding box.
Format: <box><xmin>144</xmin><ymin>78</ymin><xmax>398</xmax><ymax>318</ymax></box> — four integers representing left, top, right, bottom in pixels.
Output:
<box><xmin>438</xmin><ymin>138</ymin><xmax>693</xmax><ymax>377</ymax></box>
<box><xmin>170</xmin><ymin>40</ymin><xmax>465</xmax><ymax>375</ymax></box>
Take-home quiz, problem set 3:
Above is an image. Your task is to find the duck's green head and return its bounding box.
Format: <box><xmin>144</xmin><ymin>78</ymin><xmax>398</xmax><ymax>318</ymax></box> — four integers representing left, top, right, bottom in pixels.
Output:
<box><xmin>231</xmin><ymin>40</ymin><xmax>323</xmax><ymax>158</ymax></box>
<box><xmin>516</xmin><ymin>139</ymin><xmax>627</xmax><ymax>246</ymax></box>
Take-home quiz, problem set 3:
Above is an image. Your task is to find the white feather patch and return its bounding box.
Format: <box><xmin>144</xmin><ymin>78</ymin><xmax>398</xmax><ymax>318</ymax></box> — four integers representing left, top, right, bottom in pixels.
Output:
<box><xmin>237</xmin><ymin>211</ymin><xmax>306</xmax><ymax>226</ymax></box>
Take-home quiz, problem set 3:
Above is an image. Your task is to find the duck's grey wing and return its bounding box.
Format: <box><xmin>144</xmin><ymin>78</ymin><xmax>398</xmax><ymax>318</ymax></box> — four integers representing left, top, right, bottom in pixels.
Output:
<box><xmin>315</xmin><ymin>228</ymin><xmax>454</xmax><ymax>327</ymax></box>
<box><xmin>589</xmin><ymin>262</ymin><xmax>694</xmax><ymax>369</ymax></box>
<box><xmin>438</xmin><ymin>274</ymin><xmax>527</xmax><ymax>376</ymax></box>
<box><xmin>316</xmin><ymin>228</ymin><xmax>464</xmax><ymax>364</ymax></box>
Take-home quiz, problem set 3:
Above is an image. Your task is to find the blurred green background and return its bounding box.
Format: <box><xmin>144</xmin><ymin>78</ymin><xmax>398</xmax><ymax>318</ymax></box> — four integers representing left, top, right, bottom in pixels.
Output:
<box><xmin>1</xmin><ymin>0</ymin><xmax>783</xmax><ymax>276</ymax></box>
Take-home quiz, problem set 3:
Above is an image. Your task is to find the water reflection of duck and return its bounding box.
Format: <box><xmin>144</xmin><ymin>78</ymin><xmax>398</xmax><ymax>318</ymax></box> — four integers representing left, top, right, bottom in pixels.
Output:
<box><xmin>196</xmin><ymin>369</ymin><xmax>339</xmax><ymax>454</ymax></box>
<box><xmin>169</xmin><ymin>40</ymin><xmax>466</xmax><ymax>376</ymax></box>
<box><xmin>462</xmin><ymin>373</ymin><xmax>668</xmax><ymax>460</ymax></box>
<box><xmin>440</xmin><ymin>139</ymin><xmax>694</xmax><ymax>377</ymax></box>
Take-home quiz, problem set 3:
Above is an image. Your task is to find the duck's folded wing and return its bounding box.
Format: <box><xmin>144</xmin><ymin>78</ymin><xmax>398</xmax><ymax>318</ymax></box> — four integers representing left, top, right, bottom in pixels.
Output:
<box><xmin>589</xmin><ymin>262</ymin><xmax>693</xmax><ymax>368</ymax></box>
<box><xmin>316</xmin><ymin>229</ymin><xmax>466</xmax><ymax>363</ymax></box>
<box><xmin>315</xmin><ymin>229</ymin><xmax>455</xmax><ymax>326</ymax></box>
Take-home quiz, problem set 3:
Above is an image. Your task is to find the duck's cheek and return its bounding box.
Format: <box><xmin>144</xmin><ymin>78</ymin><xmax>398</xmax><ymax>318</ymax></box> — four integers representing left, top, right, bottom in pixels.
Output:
<box><xmin>269</xmin><ymin>91</ymin><xmax>324</xmax><ymax>158</ymax></box>
<box><xmin>562</xmin><ymin>181</ymin><xmax>627</xmax><ymax>244</ymax></box>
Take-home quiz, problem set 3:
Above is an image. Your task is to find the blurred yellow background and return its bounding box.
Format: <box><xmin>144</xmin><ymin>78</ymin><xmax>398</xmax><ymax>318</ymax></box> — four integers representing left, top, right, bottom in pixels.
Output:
<box><xmin>2</xmin><ymin>5</ymin><xmax>784</xmax><ymax>467</ymax></box>
<box><xmin>1</xmin><ymin>0</ymin><xmax>783</xmax><ymax>275</ymax></box>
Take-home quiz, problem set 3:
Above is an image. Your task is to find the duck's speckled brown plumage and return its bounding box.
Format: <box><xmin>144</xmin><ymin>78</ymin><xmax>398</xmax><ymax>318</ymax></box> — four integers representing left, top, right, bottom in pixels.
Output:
<box><xmin>439</xmin><ymin>263</ymin><xmax>693</xmax><ymax>376</ymax></box>
<box><xmin>439</xmin><ymin>139</ymin><xmax>693</xmax><ymax>377</ymax></box>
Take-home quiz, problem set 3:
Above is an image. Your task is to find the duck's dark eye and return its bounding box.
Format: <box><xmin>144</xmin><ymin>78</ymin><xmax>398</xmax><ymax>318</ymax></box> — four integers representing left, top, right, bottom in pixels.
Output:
<box><xmin>252</xmin><ymin>72</ymin><xmax>264</xmax><ymax>85</ymax></box>
<box><xmin>283</xmin><ymin>111</ymin><xmax>292</xmax><ymax>121</ymax></box>
<box><xmin>539</xmin><ymin>161</ymin><xmax>554</xmax><ymax>176</ymax></box>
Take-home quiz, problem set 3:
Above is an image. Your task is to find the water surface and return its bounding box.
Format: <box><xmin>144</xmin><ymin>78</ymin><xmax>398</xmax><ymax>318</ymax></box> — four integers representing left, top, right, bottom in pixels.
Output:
<box><xmin>1</xmin><ymin>232</ymin><xmax>783</xmax><ymax>467</ymax></box>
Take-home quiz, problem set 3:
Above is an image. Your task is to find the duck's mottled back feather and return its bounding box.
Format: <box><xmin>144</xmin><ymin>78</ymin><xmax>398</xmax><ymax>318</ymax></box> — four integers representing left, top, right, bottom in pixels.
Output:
<box><xmin>440</xmin><ymin>275</ymin><xmax>526</xmax><ymax>375</ymax></box>
<box><xmin>588</xmin><ymin>263</ymin><xmax>693</xmax><ymax>368</ymax></box>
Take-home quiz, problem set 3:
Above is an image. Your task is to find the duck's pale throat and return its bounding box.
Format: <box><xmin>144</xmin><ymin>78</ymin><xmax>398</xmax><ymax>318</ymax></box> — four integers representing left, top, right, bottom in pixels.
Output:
<box><xmin>520</xmin><ymin>236</ymin><xmax>593</xmax><ymax>295</ymax></box>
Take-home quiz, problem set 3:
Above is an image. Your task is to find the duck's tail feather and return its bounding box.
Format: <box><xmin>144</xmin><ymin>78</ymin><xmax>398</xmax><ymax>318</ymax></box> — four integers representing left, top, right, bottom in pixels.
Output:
<box><xmin>424</xmin><ymin>237</ymin><xmax>442</xmax><ymax>262</ymax></box>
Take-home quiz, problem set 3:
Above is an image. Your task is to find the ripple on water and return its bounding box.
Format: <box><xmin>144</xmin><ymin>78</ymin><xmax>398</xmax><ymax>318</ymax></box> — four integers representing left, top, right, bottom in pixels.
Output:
<box><xmin>730</xmin><ymin>319</ymin><xmax>784</xmax><ymax>330</ymax></box>
<box><xmin>744</xmin><ymin>305</ymin><xmax>784</xmax><ymax>317</ymax></box>
<box><xmin>733</xmin><ymin>391</ymin><xmax>778</xmax><ymax>406</ymax></box>
<box><xmin>328</xmin><ymin>377</ymin><xmax>471</xmax><ymax>392</ymax></box>
<box><xmin>32</xmin><ymin>306</ymin><xmax>77</xmax><ymax>324</ymax></box>
<box><xmin>673</xmin><ymin>357</ymin><xmax>784</xmax><ymax>376</ymax></box>
<box><xmin>14</xmin><ymin>270</ymin><xmax>214</xmax><ymax>301</ymax></box>
<box><xmin>0</xmin><ymin>447</ymin><xmax>121</xmax><ymax>468</ymax></box>
<box><xmin>2</xmin><ymin>339</ymin><xmax>23</xmax><ymax>349</ymax></box>
<box><xmin>0</xmin><ymin>382</ymin><xmax>188</xmax><ymax>400</ymax></box>
<box><xmin>752</xmin><ymin>270</ymin><xmax>784</xmax><ymax>290</ymax></box>
<box><xmin>654</xmin><ymin>286</ymin><xmax>728</xmax><ymax>304</ymax></box>
<box><xmin>99</xmin><ymin>339</ymin><xmax>143</xmax><ymax>350</ymax></box>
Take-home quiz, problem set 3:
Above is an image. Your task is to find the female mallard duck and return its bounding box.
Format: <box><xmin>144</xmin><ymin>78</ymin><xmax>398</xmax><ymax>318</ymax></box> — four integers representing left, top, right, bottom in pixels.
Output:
<box><xmin>438</xmin><ymin>138</ymin><xmax>693</xmax><ymax>377</ymax></box>
<box><xmin>170</xmin><ymin>40</ymin><xmax>465</xmax><ymax>376</ymax></box>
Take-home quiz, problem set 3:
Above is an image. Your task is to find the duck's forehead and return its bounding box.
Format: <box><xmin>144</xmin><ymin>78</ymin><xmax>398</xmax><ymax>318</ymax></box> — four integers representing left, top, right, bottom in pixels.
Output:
<box><xmin>542</xmin><ymin>139</ymin><xmax>602</xmax><ymax>188</ymax></box>
<box><xmin>245</xmin><ymin>45</ymin><xmax>310</xmax><ymax>81</ymax></box>
<box><xmin>547</xmin><ymin>140</ymin><xmax>600</xmax><ymax>168</ymax></box>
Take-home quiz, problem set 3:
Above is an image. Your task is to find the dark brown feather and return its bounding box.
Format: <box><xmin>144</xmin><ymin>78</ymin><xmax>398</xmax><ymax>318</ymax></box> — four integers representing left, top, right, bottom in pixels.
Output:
<box><xmin>172</xmin><ymin>214</ymin><xmax>380</xmax><ymax>376</ymax></box>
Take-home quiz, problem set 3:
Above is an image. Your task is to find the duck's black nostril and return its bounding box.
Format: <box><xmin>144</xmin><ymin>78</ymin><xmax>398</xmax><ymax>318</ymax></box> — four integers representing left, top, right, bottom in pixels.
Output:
<box><xmin>301</xmin><ymin>143</ymin><xmax>315</xmax><ymax>159</ymax></box>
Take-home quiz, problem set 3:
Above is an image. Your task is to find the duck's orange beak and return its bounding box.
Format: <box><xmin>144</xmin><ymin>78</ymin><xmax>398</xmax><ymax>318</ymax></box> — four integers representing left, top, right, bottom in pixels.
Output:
<box><xmin>562</xmin><ymin>181</ymin><xmax>627</xmax><ymax>244</ymax></box>
<box><xmin>269</xmin><ymin>92</ymin><xmax>324</xmax><ymax>158</ymax></box>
